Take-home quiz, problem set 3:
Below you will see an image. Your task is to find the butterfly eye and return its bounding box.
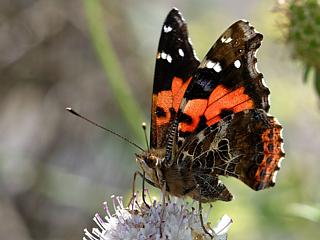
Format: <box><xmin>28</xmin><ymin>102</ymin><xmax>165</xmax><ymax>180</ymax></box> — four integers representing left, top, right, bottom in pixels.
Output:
<box><xmin>144</xmin><ymin>155</ymin><xmax>158</xmax><ymax>168</ymax></box>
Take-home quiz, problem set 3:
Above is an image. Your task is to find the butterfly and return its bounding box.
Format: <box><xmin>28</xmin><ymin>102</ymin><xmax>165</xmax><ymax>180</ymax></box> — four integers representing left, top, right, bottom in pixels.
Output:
<box><xmin>135</xmin><ymin>8</ymin><xmax>285</xmax><ymax>203</ymax></box>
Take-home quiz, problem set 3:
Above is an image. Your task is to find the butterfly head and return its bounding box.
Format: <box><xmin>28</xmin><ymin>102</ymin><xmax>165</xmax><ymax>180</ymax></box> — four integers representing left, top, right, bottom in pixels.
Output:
<box><xmin>135</xmin><ymin>150</ymin><xmax>165</xmax><ymax>188</ymax></box>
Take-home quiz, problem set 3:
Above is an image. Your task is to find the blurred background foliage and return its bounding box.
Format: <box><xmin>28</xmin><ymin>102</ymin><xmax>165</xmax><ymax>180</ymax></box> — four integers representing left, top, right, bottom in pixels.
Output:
<box><xmin>0</xmin><ymin>0</ymin><xmax>319</xmax><ymax>240</ymax></box>
<box><xmin>277</xmin><ymin>0</ymin><xmax>320</xmax><ymax>98</ymax></box>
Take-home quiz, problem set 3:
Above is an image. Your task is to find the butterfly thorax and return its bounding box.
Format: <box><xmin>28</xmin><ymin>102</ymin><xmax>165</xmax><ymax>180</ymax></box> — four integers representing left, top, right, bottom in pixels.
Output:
<box><xmin>136</xmin><ymin>147</ymin><xmax>198</xmax><ymax>199</ymax></box>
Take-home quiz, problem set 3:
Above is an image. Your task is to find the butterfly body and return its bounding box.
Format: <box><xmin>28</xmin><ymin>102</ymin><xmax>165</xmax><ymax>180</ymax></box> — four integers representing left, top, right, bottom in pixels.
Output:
<box><xmin>136</xmin><ymin>8</ymin><xmax>284</xmax><ymax>203</ymax></box>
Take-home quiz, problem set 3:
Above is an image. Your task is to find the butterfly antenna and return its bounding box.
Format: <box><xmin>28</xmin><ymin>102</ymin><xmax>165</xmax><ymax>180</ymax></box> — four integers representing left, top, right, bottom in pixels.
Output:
<box><xmin>141</xmin><ymin>122</ymin><xmax>149</xmax><ymax>151</ymax></box>
<box><xmin>66</xmin><ymin>107</ymin><xmax>144</xmax><ymax>152</ymax></box>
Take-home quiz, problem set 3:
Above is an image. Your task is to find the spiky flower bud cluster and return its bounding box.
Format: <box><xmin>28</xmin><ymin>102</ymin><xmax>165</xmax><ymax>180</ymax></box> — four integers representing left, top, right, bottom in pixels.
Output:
<box><xmin>277</xmin><ymin>0</ymin><xmax>320</xmax><ymax>96</ymax></box>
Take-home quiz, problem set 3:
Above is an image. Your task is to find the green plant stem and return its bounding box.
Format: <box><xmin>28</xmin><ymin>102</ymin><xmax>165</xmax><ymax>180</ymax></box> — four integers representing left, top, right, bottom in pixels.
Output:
<box><xmin>83</xmin><ymin>0</ymin><xmax>144</xmax><ymax>143</ymax></box>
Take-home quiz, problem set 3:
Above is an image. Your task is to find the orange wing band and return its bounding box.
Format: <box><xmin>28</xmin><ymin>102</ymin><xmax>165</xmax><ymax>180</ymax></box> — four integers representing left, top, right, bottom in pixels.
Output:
<box><xmin>155</xmin><ymin>77</ymin><xmax>192</xmax><ymax>127</ymax></box>
<box><xmin>180</xmin><ymin>85</ymin><xmax>254</xmax><ymax>132</ymax></box>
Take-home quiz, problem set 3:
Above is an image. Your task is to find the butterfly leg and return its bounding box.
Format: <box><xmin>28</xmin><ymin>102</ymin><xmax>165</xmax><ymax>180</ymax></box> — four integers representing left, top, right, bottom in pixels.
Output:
<box><xmin>159</xmin><ymin>180</ymin><xmax>167</xmax><ymax>238</ymax></box>
<box><xmin>198</xmin><ymin>199</ymin><xmax>214</xmax><ymax>239</ymax></box>
<box><xmin>129</xmin><ymin>171</ymin><xmax>153</xmax><ymax>208</ymax></box>
<box><xmin>128</xmin><ymin>171</ymin><xmax>140</xmax><ymax>207</ymax></box>
<box><xmin>197</xmin><ymin>188</ymin><xmax>213</xmax><ymax>239</ymax></box>
<box><xmin>141</xmin><ymin>171</ymin><xmax>150</xmax><ymax>208</ymax></box>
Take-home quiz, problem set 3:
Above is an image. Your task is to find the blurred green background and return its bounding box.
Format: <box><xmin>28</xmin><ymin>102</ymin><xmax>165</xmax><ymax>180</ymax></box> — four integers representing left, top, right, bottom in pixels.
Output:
<box><xmin>0</xmin><ymin>0</ymin><xmax>319</xmax><ymax>239</ymax></box>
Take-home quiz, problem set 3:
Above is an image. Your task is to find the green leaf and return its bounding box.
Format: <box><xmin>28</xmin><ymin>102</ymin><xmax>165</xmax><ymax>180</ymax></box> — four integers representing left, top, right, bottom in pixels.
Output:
<box><xmin>287</xmin><ymin>203</ymin><xmax>320</xmax><ymax>222</ymax></box>
<box><xmin>303</xmin><ymin>64</ymin><xmax>311</xmax><ymax>83</ymax></box>
<box><xmin>83</xmin><ymin>0</ymin><xmax>144</xmax><ymax>143</ymax></box>
<box><xmin>315</xmin><ymin>69</ymin><xmax>320</xmax><ymax>97</ymax></box>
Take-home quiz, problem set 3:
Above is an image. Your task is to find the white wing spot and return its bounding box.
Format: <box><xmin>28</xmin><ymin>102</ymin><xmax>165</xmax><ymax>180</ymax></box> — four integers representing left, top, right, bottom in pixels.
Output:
<box><xmin>178</xmin><ymin>48</ymin><xmax>184</xmax><ymax>57</ymax></box>
<box><xmin>280</xmin><ymin>142</ymin><xmax>285</xmax><ymax>153</ymax></box>
<box><xmin>188</xmin><ymin>37</ymin><xmax>200</xmax><ymax>61</ymax></box>
<box><xmin>160</xmin><ymin>52</ymin><xmax>167</xmax><ymax>59</ymax></box>
<box><xmin>206</xmin><ymin>60</ymin><xmax>215</xmax><ymax>69</ymax></box>
<box><xmin>160</xmin><ymin>51</ymin><xmax>172</xmax><ymax>63</ymax></box>
<box><xmin>166</xmin><ymin>54</ymin><xmax>172</xmax><ymax>63</ymax></box>
<box><xmin>221</xmin><ymin>36</ymin><xmax>232</xmax><ymax>43</ymax></box>
<box><xmin>272</xmin><ymin>170</ymin><xmax>278</xmax><ymax>183</ymax></box>
<box><xmin>225</xmin><ymin>37</ymin><xmax>232</xmax><ymax>43</ymax></box>
<box><xmin>206</xmin><ymin>61</ymin><xmax>222</xmax><ymax>73</ymax></box>
<box><xmin>272</xmin><ymin>117</ymin><xmax>280</xmax><ymax>125</ymax></box>
<box><xmin>234</xmin><ymin>60</ymin><xmax>241</xmax><ymax>68</ymax></box>
<box><xmin>278</xmin><ymin>157</ymin><xmax>284</xmax><ymax>168</ymax></box>
<box><xmin>163</xmin><ymin>25</ymin><xmax>172</xmax><ymax>33</ymax></box>
<box><xmin>262</xmin><ymin>78</ymin><xmax>267</xmax><ymax>87</ymax></box>
<box><xmin>213</xmin><ymin>62</ymin><xmax>222</xmax><ymax>72</ymax></box>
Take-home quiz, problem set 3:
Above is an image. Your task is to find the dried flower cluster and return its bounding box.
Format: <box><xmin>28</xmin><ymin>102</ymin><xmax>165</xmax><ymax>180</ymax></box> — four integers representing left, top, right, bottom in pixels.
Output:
<box><xmin>83</xmin><ymin>195</ymin><xmax>232</xmax><ymax>240</ymax></box>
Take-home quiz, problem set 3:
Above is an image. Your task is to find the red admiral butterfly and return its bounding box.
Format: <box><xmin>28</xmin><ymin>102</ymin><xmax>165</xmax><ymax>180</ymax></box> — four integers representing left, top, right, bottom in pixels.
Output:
<box><xmin>135</xmin><ymin>8</ymin><xmax>285</xmax><ymax>203</ymax></box>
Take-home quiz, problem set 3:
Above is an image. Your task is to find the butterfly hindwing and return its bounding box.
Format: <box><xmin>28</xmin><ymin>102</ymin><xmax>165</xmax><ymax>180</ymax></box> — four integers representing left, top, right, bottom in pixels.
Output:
<box><xmin>225</xmin><ymin>110</ymin><xmax>284</xmax><ymax>190</ymax></box>
<box><xmin>151</xmin><ymin>8</ymin><xmax>200</xmax><ymax>149</ymax></box>
<box><xmin>177</xmin><ymin>109</ymin><xmax>284</xmax><ymax>196</ymax></box>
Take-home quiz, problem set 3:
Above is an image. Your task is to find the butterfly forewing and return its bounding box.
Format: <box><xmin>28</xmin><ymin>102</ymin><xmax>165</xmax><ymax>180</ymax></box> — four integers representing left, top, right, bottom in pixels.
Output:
<box><xmin>150</xmin><ymin>8</ymin><xmax>199</xmax><ymax>149</ymax></box>
<box><xmin>176</xmin><ymin>20</ymin><xmax>269</xmax><ymax>143</ymax></box>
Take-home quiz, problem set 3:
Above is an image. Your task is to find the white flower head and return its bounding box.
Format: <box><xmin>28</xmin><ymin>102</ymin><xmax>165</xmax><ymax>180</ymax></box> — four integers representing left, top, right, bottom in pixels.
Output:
<box><xmin>84</xmin><ymin>194</ymin><xmax>232</xmax><ymax>240</ymax></box>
